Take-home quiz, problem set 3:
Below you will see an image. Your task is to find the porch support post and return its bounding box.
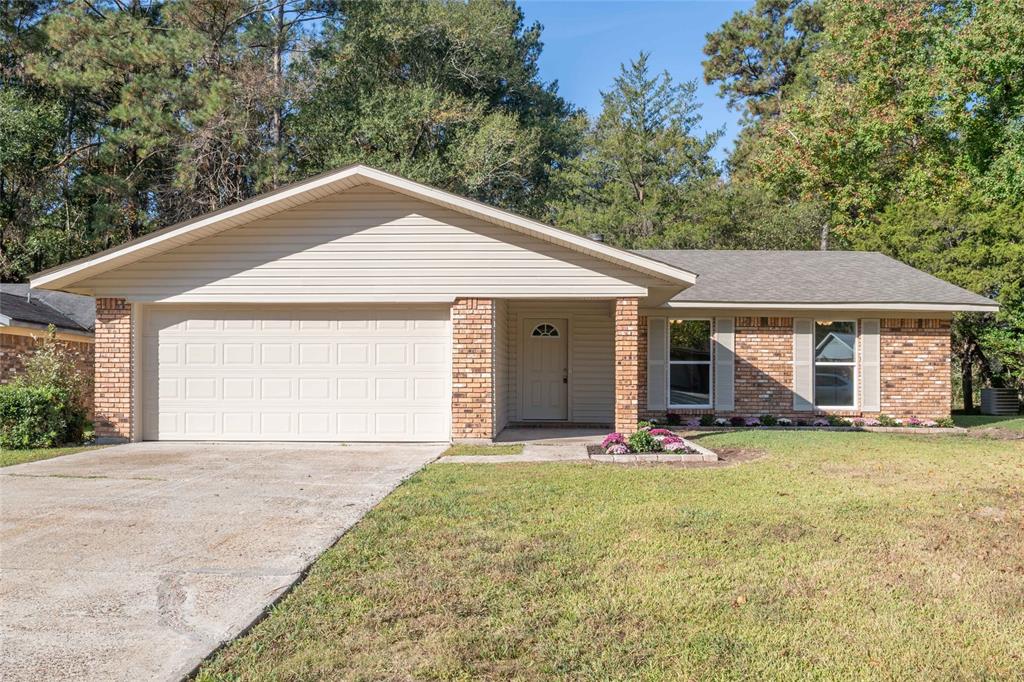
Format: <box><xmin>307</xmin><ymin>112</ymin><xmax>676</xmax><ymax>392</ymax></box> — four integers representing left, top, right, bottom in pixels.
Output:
<box><xmin>614</xmin><ymin>297</ymin><xmax>641</xmax><ymax>434</ymax></box>
<box><xmin>94</xmin><ymin>297</ymin><xmax>134</xmax><ymax>444</ymax></box>
<box><xmin>451</xmin><ymin>298</ymin><xmax>495</xmax><ymax>442</ymax></box>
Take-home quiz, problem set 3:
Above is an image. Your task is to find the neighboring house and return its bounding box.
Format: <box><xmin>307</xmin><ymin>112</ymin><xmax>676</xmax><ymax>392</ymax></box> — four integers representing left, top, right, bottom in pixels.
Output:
<box><xmin>0</xmin><ymin>283</ymin><xmax>96</xmax><ymax>415</ymax></box>
<box><xmin>29</xmin><ymin>165</ymin><xmax>997</xmax><ymax>444</ymax></box>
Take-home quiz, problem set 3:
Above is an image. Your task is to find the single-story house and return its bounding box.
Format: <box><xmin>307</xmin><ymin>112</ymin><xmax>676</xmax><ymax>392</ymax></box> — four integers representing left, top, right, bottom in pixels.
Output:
<box><xmin>1</xmin><ymin>283</ymin><xmax>96</xmax><ymax>415</ymax></box>
<box><xmin>29</xmin><ymin>165</ymin><xmax>997</xmax><ymax>443</ymax></box>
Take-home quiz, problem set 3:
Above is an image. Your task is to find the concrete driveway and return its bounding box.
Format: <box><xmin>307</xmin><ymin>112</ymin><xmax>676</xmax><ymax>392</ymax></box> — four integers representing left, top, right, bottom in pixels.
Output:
<box><xmin>0</xmin><ymin>442</ymin><xmax>443</xmax><ymax>681</ymax></box>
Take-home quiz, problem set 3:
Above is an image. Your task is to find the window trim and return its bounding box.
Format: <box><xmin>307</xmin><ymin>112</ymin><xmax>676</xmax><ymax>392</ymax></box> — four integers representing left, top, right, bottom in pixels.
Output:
<box><xmin>813</xmin><ymin>319</ymin><xmax>858</xmax><ymax>410</ymax></box>
<box><xmin>667</xmin><ymin>318</ymin><xmax>714</xmax><ymax>409</ymax></box>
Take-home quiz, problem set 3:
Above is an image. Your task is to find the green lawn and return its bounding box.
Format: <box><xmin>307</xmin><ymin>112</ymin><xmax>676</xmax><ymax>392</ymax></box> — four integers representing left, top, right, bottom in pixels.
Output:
<box><xmin>0</xmin><ymin>445</ymin><xmax>103</xmax><ymax>468</ymax></box>
<box><xmin>441</xmin><ymin>443</ymin><xmax>525</xmax><ymax>456</ymax></box>
<box><xmin>197</xmin><ymin>431</ymin><xmax>1024</xmax><ymax>680</ymax></box>
<box><xmin>954</xmin><ymin>413</ymin><xmax>1024</xmax><ymax>431</ymax></box>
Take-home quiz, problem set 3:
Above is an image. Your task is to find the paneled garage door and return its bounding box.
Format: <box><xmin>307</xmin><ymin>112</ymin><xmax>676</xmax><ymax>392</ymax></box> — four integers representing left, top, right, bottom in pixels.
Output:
<box><xmin>141</xmin><ymin>305</ymin><xmax>450</xmax><ymax>441</ymax></box>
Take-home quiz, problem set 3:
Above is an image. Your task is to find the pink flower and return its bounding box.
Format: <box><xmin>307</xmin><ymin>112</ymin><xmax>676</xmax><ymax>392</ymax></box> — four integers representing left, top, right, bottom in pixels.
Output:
<box><xmin>661</xmin><ymin>435</ymin><xmax>683</xmax><ymax>445</ymax></box>
<box><xmin>922</xmin><ymin>419</ymin><xmax>938</xmax><ymax>427</ymax></box>
<box><xmin>685</xmin><ymin>418</ymin><xmax>701</xmax><ymax>427</ymax></box>
<box><xmin>606</xmin><ymin>443</ymin><xmax>630</xmax><ymax>455</ymax></box>
<box><xmin>601</xmin><ymin>432</ymin><xmax>625</xmax><ymax>448</ymax></box>
<box><xmin>664</xmin><ymin>441</ymin><xmax>693</xmax><ymax>453</ymax></box>
<box><xmin>649</xmin><ymin>428</ymin><xmax>675</xmax><ymax>436</ymax></box>
<box><xmin>863</xmin><ymin>418</ymin><xmax>881</xmax><ymax>427</ymax></box>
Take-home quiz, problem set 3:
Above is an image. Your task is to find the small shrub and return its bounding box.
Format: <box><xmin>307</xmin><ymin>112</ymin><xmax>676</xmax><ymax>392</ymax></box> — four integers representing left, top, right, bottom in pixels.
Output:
<box><xmin>745</xmin><ymin>417</ymin><xmax>762</xmax><ymax>427</ymax></box>
<box><xmin>601</xmin><ymin>432</ymin><xmax>626</xmax><ymax>449</ymax></box>
<box><xmin>827</xmin><ymin>415</ymin><xmax>852</xmax><ymax>427</ymax></box>
<box><xmin>936</xmin><ymin>417</ymin><xmax>955</xmax><ymax>428</ymax></box>
<box><xmin>636</xmin><ymin>420</ymin><xmax>654</xmax><ymax>431</ymax></box>
<box><xmin>628</xmin><ymin>429</ymin><xmax>661</xmax><ymax>453</ymax></box>
<box><xmin>878</xmin><ymin>414</ymin><xmax>900</xmax><ymax>427</ymax></box>
<box><xmin>777</xmin><ymin>417</ymin><xmax>793</xmax><ymax>426</ymax></box>
<box><xmin>796</xmin><ymin>420</ymin><xmax>809</xmax><ymax>427</ymax></box>
<box><xmin>666</xmin><ymin>413</ymin><xmax>681</xmax><ymax>426</ymax></box>
<box><xmin>729</xmin><ymin>416</ymin><xmax>746</xmax><ymax>427</ymax></box>
<box><xmin>714</xmin><ymin>417</ymin><xmax>730</xmax><ymax>426</ymax></box>
<box><xmin>699</xmin><ymin>414</ymin><xmax>716</xmax><ymax>427</ymax></box>
<box><xmin>759</xmin><ymin>414</ymin><xmax>778</xmax><ymax>427</ymax></box>
<box><xmin>812</xmin><ymin>419</ymin><xmax>831</xmax><ymax>427</ymax></box>
<box><xmin>0</xmin><ymin>328</ymin><xmax>88</xmax><ymax>449</ymax></box>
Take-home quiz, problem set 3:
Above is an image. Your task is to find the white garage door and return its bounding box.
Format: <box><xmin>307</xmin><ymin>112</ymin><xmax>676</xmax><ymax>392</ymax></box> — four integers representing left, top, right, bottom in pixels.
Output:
<box><xmin>142</xmin><ymin>305</ymin><xmax>450</xmax><ymax>441</ymax></box>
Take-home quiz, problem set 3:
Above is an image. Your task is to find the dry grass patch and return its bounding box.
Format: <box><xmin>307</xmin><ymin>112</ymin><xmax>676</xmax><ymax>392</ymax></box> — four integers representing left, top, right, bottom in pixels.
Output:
<box><xmin>196</xmin><ymin>431</ymin><xmax>1024</xmax><ymax>681</ymax></box>
<box><xmin>442</xmin><ymin>443</ymin><xmax>525</xmax><ymax>456</ymax></box>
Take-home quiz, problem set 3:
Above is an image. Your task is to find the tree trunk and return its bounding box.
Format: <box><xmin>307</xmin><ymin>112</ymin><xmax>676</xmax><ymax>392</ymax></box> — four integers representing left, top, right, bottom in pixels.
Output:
<box><xmin>819</xmin><ymin>221</ymin><xmax>829</xmax><ymax>250</ymax></box>
<box><xmin>961</xmin><ymin>348</ymin><xmax>974</xmax><ymax>412</ymax></box>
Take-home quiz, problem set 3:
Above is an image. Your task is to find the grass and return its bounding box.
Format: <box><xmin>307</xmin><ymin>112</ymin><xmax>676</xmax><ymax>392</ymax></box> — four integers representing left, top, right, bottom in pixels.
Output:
<box><xmin>0</xmin><ymin>445</ymin><xmax>103</xmax><ymax>468</ymax></box>
<box><xmin>441</xmin><ymin>443</ymin><xmax>525</xmax><ymax>456</ymax></box>
<box><xmin>954</xmin><ymin>413</ymin><xmax>1024</xmax><ymax>431</ymax></box>
<box><xmin>197</xmin><ymin>431</ymin><xmax>1024</xmax><ymax>680</ymax></box>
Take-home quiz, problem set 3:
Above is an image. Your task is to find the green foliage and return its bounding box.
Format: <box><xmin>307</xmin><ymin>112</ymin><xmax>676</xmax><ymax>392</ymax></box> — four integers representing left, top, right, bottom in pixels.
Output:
<box><xmin>0</xmin><ymin>327</ymin><xmax>89</xmax><ymax>449</ymax></box>
<box><xmin>759</xmin><ymin>414</ymin><xmax>778</xmax><ymax>427</ymax></box>
<box><xmin>936</xmin><ymin>417</ymin><xmax>956</xmax><ymax>429</ymax></box>
<box><xmin>550</xmin><ymin>53</ymin><xmax>720</xmax><ymax>247</ymax></box>
<box><xmin>878</xmin><ymin>414</ymin><xmax>900</xmax><ymax>428</ymax></box>
<box><xmin>699</xmin><ymin>414</ymin><xmax>716</xmax><ymax>427</ymax></box>
<box><xmin>627</xmin><ymin>429</ymin><xmax>661</xmax><ymax>453</ymax></box>
<box><xmin>826</xmin><ymin>415</ymin><xmax>851</xmax><ymax>427</ymax></box>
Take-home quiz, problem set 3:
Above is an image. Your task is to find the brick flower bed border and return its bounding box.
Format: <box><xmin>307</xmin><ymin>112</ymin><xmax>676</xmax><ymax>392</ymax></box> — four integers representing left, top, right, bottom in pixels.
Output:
<box><xmin>588</xmin><ymin>437</ymin><xmax>719</xmax><ymax>463</ymax></box>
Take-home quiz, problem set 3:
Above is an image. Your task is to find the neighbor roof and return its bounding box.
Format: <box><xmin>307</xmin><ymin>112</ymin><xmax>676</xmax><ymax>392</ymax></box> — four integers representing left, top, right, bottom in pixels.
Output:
<box><xmin>0</xmin><ymin>283</ymin><xmax>95</xmax><ymax>334</ymax></box>
<box><xmin>637</xmin><ymin>250</ymin><xmax>998</xmax><ymax>311</ymax></box>
<box><xmin>30</xmin><ymin>164</ymin><xmax>697</xmax><ymax>292</ymax></box>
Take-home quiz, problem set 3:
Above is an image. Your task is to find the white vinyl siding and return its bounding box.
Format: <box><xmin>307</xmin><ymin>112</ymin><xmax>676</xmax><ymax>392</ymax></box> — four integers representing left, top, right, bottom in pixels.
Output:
<box><xmin>141</xmin><ymin>304</ymin><xmax>450</xmax><ymax>441</ymax></box>
<box><xmin>79</xmin><ymin>186</ymin><xmax>651</xmax><ymax>302</ymax></box>
<box><xmin>507</xmin><ymin>301</ymin><xmax>613</xmax><ymax>424</ymax></box>
<box><xmin>493</xmin><ymin>300</ymin><xmax>509</xmax><ymax>432</ymax></box>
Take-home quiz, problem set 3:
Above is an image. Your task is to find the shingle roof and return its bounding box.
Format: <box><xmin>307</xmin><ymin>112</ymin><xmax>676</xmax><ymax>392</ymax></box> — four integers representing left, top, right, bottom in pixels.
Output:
<box><xmin>635</xmin><ymin>250</ymin><xmax>997</xmax><ymax>308</ymax></box>
<box><xmin>0</xmin><ymin>284</ymin><xmax>94</xmax><ymax>333</ymax></box>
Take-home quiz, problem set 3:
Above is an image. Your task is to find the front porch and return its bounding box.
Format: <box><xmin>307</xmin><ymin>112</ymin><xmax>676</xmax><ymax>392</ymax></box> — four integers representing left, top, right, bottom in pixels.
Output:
<box><xmin>451</xmin><ymin>297</ymin><xmax>641</xmax><ymax>442</ymax></box>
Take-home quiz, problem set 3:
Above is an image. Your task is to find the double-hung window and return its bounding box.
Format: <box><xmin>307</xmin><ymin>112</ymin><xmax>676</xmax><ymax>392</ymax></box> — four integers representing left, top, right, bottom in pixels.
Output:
<box><xmin>669</xmin><ymin>319</ymin><xmax>712</xmax><ymax>407</ymax></box>
<box><xmin>814</xmin><ymin>320</ymin><xmax>857</xmax><ymax>408</ymax></box>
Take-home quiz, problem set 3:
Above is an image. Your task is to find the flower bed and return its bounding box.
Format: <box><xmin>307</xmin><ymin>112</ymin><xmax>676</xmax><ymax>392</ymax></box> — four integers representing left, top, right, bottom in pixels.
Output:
<box><xmin>597</xmin><ymin>422</ymin><xmax>717</xmax><ymax>460</ymax></box>
<box><xmin>666</xmin><ymin>414</ymin><xmax>957</xmax><ymax>430</ymax></box>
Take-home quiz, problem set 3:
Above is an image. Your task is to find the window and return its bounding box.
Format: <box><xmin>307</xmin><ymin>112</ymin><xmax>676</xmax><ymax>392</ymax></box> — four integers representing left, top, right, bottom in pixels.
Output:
<box><xmin>669</xmin><ymin>320</ymin><xmax>712</xmax><ymax>407</ymax></box>
<box><xmin>814</xmin><ymin>320</ymin><xmax>856</xmax><ymax>408</ymax></box>
<box><xmin>531</xmin><ymin>323</ymin><xmax>559</xmax><ymax>337</ymax></box>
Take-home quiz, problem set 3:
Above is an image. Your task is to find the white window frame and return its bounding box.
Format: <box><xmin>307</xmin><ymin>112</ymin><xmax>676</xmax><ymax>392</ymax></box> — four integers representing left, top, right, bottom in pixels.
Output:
<box><xmin>813</xmin><ymin>319</ymin><xmax>858</xmax><ymax>410</ymax></box>
<box><xmin>668</xmin><ymin>318</ymin><xmax>714</xmax><ymax>409</ymax></box>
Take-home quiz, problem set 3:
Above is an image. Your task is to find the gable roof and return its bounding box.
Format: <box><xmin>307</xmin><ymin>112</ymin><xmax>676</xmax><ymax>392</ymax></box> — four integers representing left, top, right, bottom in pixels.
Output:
<box><xmin>0</xmin><ymin>283</ymin><xmax>95</xmax><ymax>334</ymax></box>
<box><xmin>637</xmin><ymin>250</ymin><xmax>998</xmax><ymax>311</ymax></box>
<box><xmin>30</xmin><ymin>165</ymin><xmax>697</xmax><ymax>292</ymax></box>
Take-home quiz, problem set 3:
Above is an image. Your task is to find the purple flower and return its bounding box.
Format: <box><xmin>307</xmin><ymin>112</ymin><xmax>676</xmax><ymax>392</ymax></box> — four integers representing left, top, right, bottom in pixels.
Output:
<box><xmin>606</xmin><ymin>443</ymin><xmax>630</xmax><ymax>455</ymax></box>
<box><xmin>905</xmin><ymin>417</ymin><xmax>922</xmax><ymax>427</ymax></box>
<box><xmin>745</xmin><ymin>417</ymin><xmax>762</xmax><ymax>427</ymax></box>
<box><xmin>601</xmin><ymin>432</ymin><xmax>625</xmax><ymax>448</ymax></box>
<box><xmin>812</xmin><ymin>419</ymin><xmax>830</xmax><ymax>427</ymax></box>
<box><xmin>664</xmin><ymin>441</ymin><xmax>693</xmax><ymax>453</ymax></box>
<box><xmin>685</xmin><ymin>417</ymin><xmax>701</xmax><ymax>427</ymax></box>
<box><xmin>863</xmin><ymin>418</ymin><xmax>881</xmax><ymax>426</ymax></box>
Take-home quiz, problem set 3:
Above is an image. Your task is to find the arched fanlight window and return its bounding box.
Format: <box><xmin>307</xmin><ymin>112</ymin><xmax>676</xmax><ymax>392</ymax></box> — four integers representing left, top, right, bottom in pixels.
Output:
<box><xmin>531</xmin><ymin>323</ymin><xmax>560</xmax><ymax>337</ymax></box>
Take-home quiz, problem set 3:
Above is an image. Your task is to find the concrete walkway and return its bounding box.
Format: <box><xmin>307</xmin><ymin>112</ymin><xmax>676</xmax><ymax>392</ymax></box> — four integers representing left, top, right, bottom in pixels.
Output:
<box><xmin>0</xmin><ymin>442</ymin><xmax>443</xmax><ymax>682</ymax></box>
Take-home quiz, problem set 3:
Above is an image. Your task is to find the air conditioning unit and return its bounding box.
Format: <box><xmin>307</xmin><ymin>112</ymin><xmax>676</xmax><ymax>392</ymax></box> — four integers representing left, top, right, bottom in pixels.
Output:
<box><xmin>981</xmin><ymin>388</ymin><xmax>1020</xmax><ymax>416</ymax></box>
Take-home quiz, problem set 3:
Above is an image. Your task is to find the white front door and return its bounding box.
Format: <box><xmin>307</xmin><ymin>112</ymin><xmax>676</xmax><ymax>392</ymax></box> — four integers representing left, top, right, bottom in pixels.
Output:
<box><xmin>522</xmin><ymin>318</ymin><xmax>568</xmax><ymax>420</ymax></box>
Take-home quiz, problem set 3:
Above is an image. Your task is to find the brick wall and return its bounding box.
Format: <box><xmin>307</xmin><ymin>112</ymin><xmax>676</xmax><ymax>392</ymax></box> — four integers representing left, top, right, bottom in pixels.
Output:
<box><xmin>451</xmin><ymin>298</ymin><xmax>495</xmax><ymax>441</ymax></box>
<box><xmin>0</xmin><ymin>332</ymin><xmax>94</xmax><ymax>417</ymax></box>
<box><xmin>614</xmin><ymin>298</ymin><xmax>640</xmax><ymax>433</ymax></box>
<box><xmin>880</xmin><ymin>318</ymin><xmax>951</xmax><ymax>419</ymax></box>
<box><xmin>641</xmin><ymin>316</ymin><xmax>952</xmax><ymax>422</ymax></box>
<box><xmin>733</xmin><ymin>317</ymin><xmax>794</xmax><ymax>416</ymax></box>
<box><xmin>94</xmin><ymin>298</ymin><xmax>133</xmax><ymax>442</ymax></box>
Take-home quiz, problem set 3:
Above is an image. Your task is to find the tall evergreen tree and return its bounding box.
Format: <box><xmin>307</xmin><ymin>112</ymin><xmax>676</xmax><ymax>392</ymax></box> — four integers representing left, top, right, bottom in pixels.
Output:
<box><xmin>550</xmin><ymin>53</ymin><xmax>720</xmax><ymax>247</ymax></box>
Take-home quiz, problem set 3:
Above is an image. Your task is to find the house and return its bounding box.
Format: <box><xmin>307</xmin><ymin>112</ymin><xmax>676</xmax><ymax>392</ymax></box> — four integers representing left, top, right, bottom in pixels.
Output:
<box><xmin>29</xmin><ymin>165</ymin><xmax>997</xmax><ymax>444</ymax></box>
<box><xmin>1</xmin><ymin>283</ymin><xmax>95</xmax><ymax>414</ymax></box>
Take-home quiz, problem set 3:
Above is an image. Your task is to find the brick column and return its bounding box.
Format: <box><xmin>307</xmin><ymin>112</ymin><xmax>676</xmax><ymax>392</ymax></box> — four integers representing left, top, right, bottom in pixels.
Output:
<box><xmin>614</xmin><ymin>297</ymin><xmax>640</xmax><ymax>434</ymax></box>
<box><xmin>451</xmin><ymin>298</ymin><xmax>495</xmax><ymax>441</ymax></box>
<box><xmin>94</xmin><ymin>298</ymin><xmax>133</xmax><ymax>443</ymax></box>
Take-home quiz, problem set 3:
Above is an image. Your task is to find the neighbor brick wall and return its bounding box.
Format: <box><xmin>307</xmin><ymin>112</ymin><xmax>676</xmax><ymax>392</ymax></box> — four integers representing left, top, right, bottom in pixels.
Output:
<box><xmin>94</xmin><ymin>298</ymin><xmax>133</xmax><ymax>442</ymax></box>
<box><xmin>451</xmin><ymin>298</ymin><xmax>495</xmax><ymax>440</ymax></box>
<box><xmin>880</xmin><ymin>318</ymin><xmax>951</xmax><ymax>419</ymax></box>
<box><xmin>1</xmin><ymin>332</ymin><xmax>95</xmax><ymax>417</ymax></box>
<box><xmin>614</xmin><ymin>298</ymin><xmax>640</xmax><ymax>433</ymax></box>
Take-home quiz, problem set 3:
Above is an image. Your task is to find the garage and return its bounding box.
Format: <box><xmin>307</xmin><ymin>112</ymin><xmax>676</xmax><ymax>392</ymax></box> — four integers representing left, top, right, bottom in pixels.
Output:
<box><xmin>141</xmin><ymin>305</ymin><xmax>451</xmax><ymax>441</ymax></box>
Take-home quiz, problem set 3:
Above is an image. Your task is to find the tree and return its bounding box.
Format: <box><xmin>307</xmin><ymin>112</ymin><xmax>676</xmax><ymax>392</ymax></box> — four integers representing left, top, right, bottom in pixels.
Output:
<box><xmin>550</xmin><ymin>53</ymin><xmax>720</xmax><ymax>247</ymax></box>
<box><xmin>290</xmin><ymin>0</ymin><xmax>578</xmax><ymax>216</ymax></box>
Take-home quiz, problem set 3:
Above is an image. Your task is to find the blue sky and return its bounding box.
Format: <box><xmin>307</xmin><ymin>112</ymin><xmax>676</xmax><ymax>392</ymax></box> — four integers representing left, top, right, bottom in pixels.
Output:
<box><xmin>520</xmin><ymin>0</ymin><xmax>751</xmax><ymax>162</ymax></box>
